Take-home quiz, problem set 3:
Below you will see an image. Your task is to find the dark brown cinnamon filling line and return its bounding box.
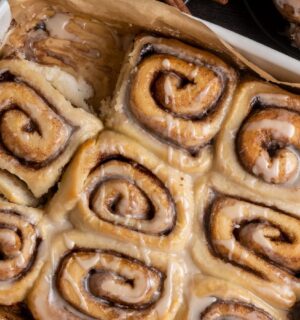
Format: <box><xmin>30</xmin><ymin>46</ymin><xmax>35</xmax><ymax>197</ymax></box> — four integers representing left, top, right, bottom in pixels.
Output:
<box><xmin>126</xmin><ymin>42</ymin><xmax>231</xmax><ymax>157</ymax></box>
<box><xmin>88</xmin><ymin>154</ymin><xmax>177</xmax><ymax>236</ymax></box>
<box><xmin>56</xmin><ymin>248</ymin><xmax>165</xmax><ymax>312</ymax></box>
<box><xmin>0</xmin><ymin>70</ymin><xmax>78</xmax><ymax>169</ymax></box>
<box><xmin>0</xmin><ymin>210</ymin><xmax>41</xmax><ymax>282</ymax></box>
<box><xmin>200</xmin><ymin>299</ymin><xmax>274</xmax><ymax>320</ymax></box>
<box><xmin>0</xmin><ymin>302</ymin><xmax>35</xmax><ymax>320</ymax></box>
<box><xmin>204</xmin><ymin>192</ymin><xmax>300</xmax><ymax>279</ymax></box>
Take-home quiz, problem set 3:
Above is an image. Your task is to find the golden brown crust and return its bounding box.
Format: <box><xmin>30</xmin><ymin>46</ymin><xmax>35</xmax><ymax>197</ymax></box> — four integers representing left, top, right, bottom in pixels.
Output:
<box><xmin>48</xmin><ymin>130</ymin><xmax>193</xmax><ymax>251</ymax></box>
<box><xmin>192</xmin><ymin>179</ymin><xmax>300</xmax><ymax>309</ymax></box>
<box><xmin>0</xmin><ymin>200</ymin><xmax>44</xmax><ymax>305</ymax></box>
<box><xmin>105</xmin><ymin>35</ymin><xmax>237</xmax><ymax>175</ymax></box>
<box><xmin>28</xmin><ymin>231</ymin><xmax>184</xmax><ymax>320</ymax></box>
<box><xmin>182</xmin><ymin>277</ymin><xmax>285</xmax><ymax>320</ymax></box>
<box><xmin>215</xmin><ymin>80</ymin><xmax>300</xmax><ymax>210</ymax></box>
<box><xmin>0</xmin><ymin>59</ymin><xmax>102</xmax><ymax>198</ymax></box>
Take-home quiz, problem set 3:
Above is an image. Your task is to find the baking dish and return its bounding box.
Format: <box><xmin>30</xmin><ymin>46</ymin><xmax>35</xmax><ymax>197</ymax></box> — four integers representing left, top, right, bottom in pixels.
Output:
<box><xmin>0</xmin><ymin>0</ymin><xmax>11</xmax><ymax>47</ymax></box>
<box><xmin>0</xmin><ymin>1</ymin><xmax>299</xmax><ymax>318</ymax></box>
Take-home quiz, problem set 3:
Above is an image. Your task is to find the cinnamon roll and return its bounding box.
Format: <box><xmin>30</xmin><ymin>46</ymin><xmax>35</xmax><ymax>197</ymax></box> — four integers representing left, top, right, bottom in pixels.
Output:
<box><xmin>105</xmin><ymin>35</ymin><xmax>237</xmax><ymax>174</ymax></box>
<box><xmin>2</xmin><ymin>1</ymin><xmax>126</xmax><ymax>111</ymax></box>
<box><xmin>183</xmin><ymin>277</ymin><xmax>284</xmax><ymax>320</ymax></box>
<box><xmin>0</xmin><ymin>199</ymin><xmax>44</xmax><ymax>305</ymax></box>
<box><xmin>48</xmin><ymin>130</ymin><xmax>193</xmax><ymax>251</ymax></box>
<box><xmin>28</xmin><ymin>230</ymin><xmax>184</xmax><ymax>320</ymax></box>
<box><xmin>192</xmin><ymin>180</ymin><xmax>300</xmax><ymax>309</ymax></box>
<box><xmin>273</xmin><ymin>0</ymin><xmax>300</xmax><ymax>24</ymax></box>
<box><xmin>215</xmin><ymin>80</ymin><xmax>300</xmax><ymax>210</ymax></box>
<box><xmin>0</xmin><ymin>59</ymin><xmax>102</xmax><ymax>199</ymax></box>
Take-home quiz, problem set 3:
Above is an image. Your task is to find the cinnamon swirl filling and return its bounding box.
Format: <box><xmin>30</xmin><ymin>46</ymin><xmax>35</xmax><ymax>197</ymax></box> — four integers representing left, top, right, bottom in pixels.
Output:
<box><xmin>0</xmin><ymin>71</ymin><xmax>74</xmax><ymax>169</ymax></box>
<box><xmin>128</xmin><ymin>41</ymin><xmax>236</xmax><ymax>156</ymax></box>
<box><xmin>0</xmin><ymin>61</ymin><xmax>102</xmax><ymax>198</ymax></box>
<box><xmin>56</xmin><ymin>249</ymin><xmax>164</xmax><ymax>318</ymax></box>
<box><xmin>85</xmin><ymin>156</ymin><xmax>176</xmax><ymax>235</ymax></box>
<box><xmin>0</xmin><ymin>210</ymin><xmax>40</xmax><ymax>282</ymax></box>
<box><xmin>205</xmin><ymin>195</ymin><xmax>300</xmax><ymax>286</ymax></box>
<box><xmin>200</xmin><ymin>299</ymin><xmax>274</xmax><ymax>320</ymax></box>
<box><xmin>237</xmin><ymin>97</ymin><xmax>300</xmax><ymax>185</ymax></box>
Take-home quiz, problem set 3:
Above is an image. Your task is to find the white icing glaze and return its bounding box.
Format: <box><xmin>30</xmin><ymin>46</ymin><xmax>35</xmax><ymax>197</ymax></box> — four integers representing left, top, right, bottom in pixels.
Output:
<box><xmin>258</xmin><ymin>93</ymin><xmax>290</xmax><ymax>106</ymax></box>
<box><xmin>89</xmin><ymin>161</ymin><xmax>174</xmax><ymax>234</ymax></box>
<box><xmin>164</xmin><ymin>77</ymin><xmax>174</xmax><ymax>105</ymax></box>
<box><xmin>194</xmin><ymin>79</ymin><xmax>218</xmax><ymax>104</ymax></box>
<box><xmin>188</xmin><ymin>296</ymin><xmax>217</xmax><ymax>320</ymax></box>
<box><xmin>256</xmin><ymin>282</ymin><xmax>295</xmax><ymax>306</ymax></box>
<box><xmin>162</xmin><ymin>59</ymin><xmax>171</xmax><ymax>70</ymax></box>
<box><xmin>283</xmin><ymin>146</ymin><xmax>300</xmax><ymax>187</ymax></box>
<box><xmin>75</xmin><ymin>254</ymin><xmax>100</xmax><ymax>271</ymax></box>
<box><xmin>246</xmin><ymin>119</ymin><xmax>295</xmax><ymax>139</ymax></box>
<box><xmin>0</xmin><ymin>230</ymin><xmax>18</xmax><ymax>247</ymax></box>
<box><xmin>251</xmin><ymin>227</ymin><xmax>273</xmax><ymax>251</ymax></box>
<box><xmin>63</xmin><ymin>234</ymin><xmax>75</xmax><ymax>250</ymax></box>
<box><xmin>214</xmin><ymin>239</ymin><xmax>236</xmax><ymax>260</ymax></box>
<box><xmin>45</xmin><ymin>13</ymin><xmax>79</xmax><ymax>42</ymax></box>
<box><xmin>190</xmin><ymin>67</ymin><xmax>199</xmax><ymax>80</ymax></box>
<box><xmin>155</xmin><ymin>262</ymin><xmax>180</xmax><ymax>317</ymax></box>
<box><xmin>63</xmin><ymin>270</ymin><xmax>89</xmax><ymax>311</ymax></box>
<box><xmin>253</xmin><ymin>153</ymin><xmax>280</xmax><ymax>183</ymax></box>
<box><xmin>222</xmin><ymin>203</ymin><xmax>244</xmax><ymax>220</ymax></box>
<box><xmin>100</xmin><ymin>268</ymin><xmax>150</xmax><ymax>304</ymax></box>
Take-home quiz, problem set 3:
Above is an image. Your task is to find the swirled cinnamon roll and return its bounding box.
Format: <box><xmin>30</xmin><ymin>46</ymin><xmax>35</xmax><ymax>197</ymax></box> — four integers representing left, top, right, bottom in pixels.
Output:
<box><xmin>28</xmin><ymin>230</ymin><xmax>184</xmax><ymax>320</ymax></box>
<box><xmin>48</xmin><ymin>131</ymin><xmax>193</xmax><ymax>251</ymax></box>
<box><xmin>273</xmin><ymin>0</ymin><xmax>300</xmax><ymax>24</ymax></box>
<box><xmin>0</xmin><ymin>59</ymin><xmax>102</xmax><ymax>199</ymax></box>
<box><xmin>0</xmin><ymin>199</ymin><xmax>44</xmax><ymax>305</ymax></box>
<box><xmin>182</xmin><ymin>277</ymin><xmax>284</xmax><ymax>320</ymax></box>
<box><xmin>105</xmin><ymin>35</ymin><xmax>237</xmax><ymax>174</ymax></box>
<box><xmin>215</xmin><ymin>81</ymin><xmax>300</xmax><ymax>209</ymax></box>
<box><xmin>2</xmin><ymin>0</ymin><xmax>126</xmax><ymax>111</ymax></box>
<box><xmin>192</xmin><ymin>180</ymin><xmax>300</xmax><ymax>309</ymax></box>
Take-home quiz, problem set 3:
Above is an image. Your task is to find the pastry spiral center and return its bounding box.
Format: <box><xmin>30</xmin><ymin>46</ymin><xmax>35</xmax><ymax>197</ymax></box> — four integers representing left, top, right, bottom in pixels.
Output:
<box><xmin>0</xmin><ymin>81</ymin><xmax>72</xmax><ymax>167</ymax></box>
<box><xmin>152</xmin><ymin>65</ymin><xmax>222</xmax><ymax>119</ymax></box>
<box><xmin>86</xmin><ymin>157</ymin><xmax>176</xmax><ymax>235</ymax></box>
<box><xmin>91</xmin><ymin>179</ymin><xmax>154</xmax><ymax>220</ymax></box>
<box><xmin>130</xmin><ymin>54</ymin><xmax>225</xmax><ymax>152</ymax></box>
<box><xmin>238</xmin><ymin>108</ymin><xmax>300</xmax><ymax>184</ymax></box>
<box><xmin>57</xmin><ymin>250</ymin><xmax>164</xmax><ymax>318</ymax></box>
<box><xmin>0</xmin><ymin>211</ymin><xmax>38</xmax><ymax>281</ymax></box>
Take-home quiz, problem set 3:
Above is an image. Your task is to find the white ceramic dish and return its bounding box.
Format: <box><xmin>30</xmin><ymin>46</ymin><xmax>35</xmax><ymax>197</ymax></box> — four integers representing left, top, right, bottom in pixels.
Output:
<box><xmin>0</xmin><ymin>0</ymin><xmax>11</xmax><ymax>47</ymax></box>
<box><xmin>0</xmin><ymin>0</ymin><xmax>299</xmax><ymax>82</ymax></box>
<box><xmin>198</xmin><ymin>18</ymin><xmax>300</xmax><ymax>83</ymax></box>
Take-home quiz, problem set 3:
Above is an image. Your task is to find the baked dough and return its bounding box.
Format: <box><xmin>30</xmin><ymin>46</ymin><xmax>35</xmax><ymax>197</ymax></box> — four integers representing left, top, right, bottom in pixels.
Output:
<box><xmin>28</xmin><ymin>230</ymin><xmax>184</xmax><ymax>320</ymax></box>
<box><xmin>49</xmin><ymin>130</ymin><xmax>194</xmax><ymax>251</ymax></box>
<box><xmin>105</xmin><ymin>35</ymin><xmax>237</xmax><ymax>175</ymax></box>
<box><xmin>0</xmin><ymin>59</ymin><xmax>102</xmax><ymax>199</ymax></box>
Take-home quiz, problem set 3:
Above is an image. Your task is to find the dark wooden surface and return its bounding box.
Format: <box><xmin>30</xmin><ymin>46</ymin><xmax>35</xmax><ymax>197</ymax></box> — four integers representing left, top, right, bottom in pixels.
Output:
<box><xmin>186</xmin><ymin>0</ymin><xmax>286</xmax><ymax>54</ymax></box>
